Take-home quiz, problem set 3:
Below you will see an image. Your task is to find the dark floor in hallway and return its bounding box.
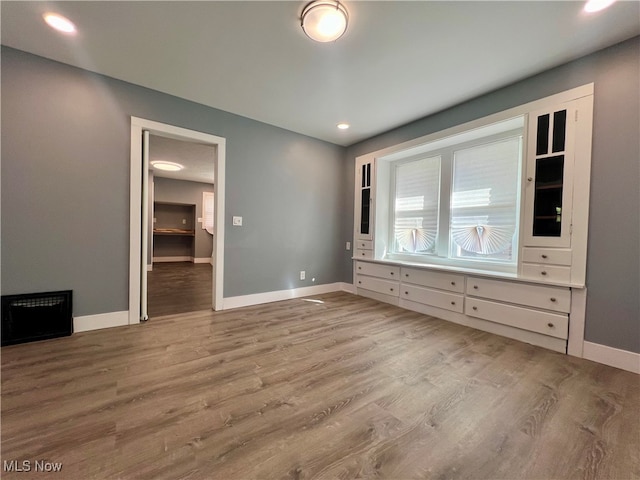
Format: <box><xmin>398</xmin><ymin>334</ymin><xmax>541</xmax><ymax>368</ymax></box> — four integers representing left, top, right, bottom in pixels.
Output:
<box><xmin>147</xmin><ymin>262</ymin><xmax>212</xmax><ymax>317</ymax></box>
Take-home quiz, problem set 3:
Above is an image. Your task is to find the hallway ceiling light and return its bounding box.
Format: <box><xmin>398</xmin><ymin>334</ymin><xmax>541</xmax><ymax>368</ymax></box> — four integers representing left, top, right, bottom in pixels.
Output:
<box><xmin>151</xmin><ymin>161</ymin><xmax>184</xmax><ymax>172</ymax></box>
<box><xmin>337</xmin><ymin>123</ymin><xmax>350</xmax><ymax>130</ymax></box>
<box><xmin>584</xmin><ymin>0</ymin><xmax>616</xmax><ymax>12</ymax></box>
<box><xmin>301</xmin><ymin>1</ymin><xmax>349</xmax><ymax>42</ymax></box>
<box><xmin>43</xmin><ymin>13</ymin><xmax>76</xmax><ymax>34</ymax></box>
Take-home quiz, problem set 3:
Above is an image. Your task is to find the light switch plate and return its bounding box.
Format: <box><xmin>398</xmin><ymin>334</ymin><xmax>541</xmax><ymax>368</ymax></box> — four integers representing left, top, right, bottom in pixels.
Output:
<box><xmin>232</xmin><ymin>216</ymin><xmax>243</xmax><ymax>226</ymax></box>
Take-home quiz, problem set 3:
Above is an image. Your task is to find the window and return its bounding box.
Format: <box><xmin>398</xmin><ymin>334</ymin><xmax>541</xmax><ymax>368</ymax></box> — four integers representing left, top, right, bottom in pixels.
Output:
<box><xmin>384</xmin><ymin>117</ymin><xmax>524</xmax><ymax>271</ymax></box>
<box><xmin>202</xmin><ymin>191</ymin><xmax>214</xmax><ymax>234</ymax></box>
<box><xmin>393</xmin><ymin>156</ymin><xmax>440</xmax><ymax>254</ymax></box>
<box><xmin>450</xmin><ymin>137</ymin><xmax>521</xmax><ymax>262</ymax></box>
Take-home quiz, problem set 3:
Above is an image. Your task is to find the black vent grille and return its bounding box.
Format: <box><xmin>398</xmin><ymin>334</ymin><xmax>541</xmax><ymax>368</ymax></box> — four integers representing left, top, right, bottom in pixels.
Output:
<box><xmin>2</xmin><ymin>290</ymin><xmax>73</xmax><ymax>346</ymax></box>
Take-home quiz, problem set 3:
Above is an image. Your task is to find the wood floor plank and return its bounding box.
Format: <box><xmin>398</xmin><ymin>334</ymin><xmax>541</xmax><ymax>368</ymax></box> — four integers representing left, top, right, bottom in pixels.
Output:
<box><xmin>1</xmin><ymin>292</ymin><xmax>638</xmax><ymax>479</ymax></box>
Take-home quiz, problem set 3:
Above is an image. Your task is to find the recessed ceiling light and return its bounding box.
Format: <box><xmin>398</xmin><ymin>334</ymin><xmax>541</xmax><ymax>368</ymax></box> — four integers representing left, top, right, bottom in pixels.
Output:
<box><xmin>43</xmin><ymin>13</ymin><xmax>77</xmax><ymax>34</ymax></box>
<box><xmin>337</xmin><ymin>123</ymin><xmax>350</xmax><ymax>130</ymax></box>
<box><xmin>584</xmin><ymin>0</ymin><xmax>616</xmax><ymax>13</ymax></box>
<box><xmin>151</xmin><ymin>161</ymin><xmax>184</xmax><ymax>172</ymax></box>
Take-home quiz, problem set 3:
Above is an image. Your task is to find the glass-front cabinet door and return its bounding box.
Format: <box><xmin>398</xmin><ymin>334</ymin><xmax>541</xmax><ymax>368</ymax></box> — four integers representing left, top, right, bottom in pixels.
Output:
<box><xmin>355</xmin><ymin>158</ymin><xmax>374</xmax><ymax>241</ymax></box>
<box><xmin>523</xmin><ymin>102</ymin><xmax>576</xmax><ymax>248</ymax></box>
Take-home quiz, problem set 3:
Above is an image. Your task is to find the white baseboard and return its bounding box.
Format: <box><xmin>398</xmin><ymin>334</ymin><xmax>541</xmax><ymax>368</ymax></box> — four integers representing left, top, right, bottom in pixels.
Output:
<box><xmin>223</xmin><ymin>282</ymin><xmax>348</xmax><ymax>310</ymax></box>
<box><xmin>153</xmin><ymin>256</ymin><xmax>192</xmax><ymax>263</ymax></box>
<box><xmin>582</xmin><ymin>342</ymin><xmax>640</xmax><ymax>374</ymax></box>
<box><xmin>193</xmin><ymin>257</ymin><xmax>213</xmax><ymax>264</ymax></box>
<box><xmin>74</xmin><ymin>311</ymin><xmax>129</xmax><ymax>333</ymax></box>
<box><xmin>582</xmin><ymin>341</ymin><xmax>640</xmax><ymax>374</ymax></box>
<box><xmin>339</xmin><ymin>282</ymin><xmax>356</xmax><ymax>294</ymax></box>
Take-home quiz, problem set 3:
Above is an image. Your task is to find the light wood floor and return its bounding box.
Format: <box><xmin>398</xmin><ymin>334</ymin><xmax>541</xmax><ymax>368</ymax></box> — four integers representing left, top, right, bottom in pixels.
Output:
<box><xmin>1</xmin><ymin>292</ymin><xmax>638</xmax><ymax>479</ymax></box>
<box><xmin>147</xmin><ymin>262</ymin><xmax>212</xmax><ymax>318</ymax></box>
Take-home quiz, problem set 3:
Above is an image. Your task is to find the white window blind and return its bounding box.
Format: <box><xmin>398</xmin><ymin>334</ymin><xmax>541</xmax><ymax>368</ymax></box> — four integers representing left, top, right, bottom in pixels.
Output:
<box><xmin>450</xmin><ymin>137</ymin><xmax>521</xmax><ymax>261</ymax></box>
<box><xmin>203</xmin><ymin>191</ymin><xmax>214</xmax><ymax>235</ymax></box>
<box><xmin>393</xmin><ymin>156</ymin><xmax>440</xmax><ymax>253</ymax></box>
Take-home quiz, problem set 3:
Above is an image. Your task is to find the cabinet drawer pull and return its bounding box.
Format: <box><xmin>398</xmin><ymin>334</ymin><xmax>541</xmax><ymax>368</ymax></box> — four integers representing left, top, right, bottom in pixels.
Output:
<box><xmin>472</xmin><ymin>306</ymin><xmax>478</xmax><ymax>311</ymax></box>
<box><xmin>361</xmin><ymin>252</ymin><xmax>366</xmax><ymax>256</ymax></box>
<box><xmin>541</xmin><ymin>254</ymin><xmax>548</xmax><ymax>259</ymax></box>
<box><xmin>527</xmin><ymin>177</ymin><xmax>533</xmax><ymax>182</ymax></box>
<box><xmin>541</xmin><ymin>271</ymin><xmax>547</xmax><ymax>276</ymax></box>
<box><xmin>547</xmin><ymin>322</ymin><xmax>554</xmax><ymax>328</ymax></box>
<box><xmin>358</xmin><ymin>281</ymin><xmax>361</xmax><ymax>284</ymax></box>
<box><xmin>405</xmin><ymin>273</ymin><xmax>409</xmax><ymax>277</ymax></box>
<box><xmin>451</xmin><ymin>301</ymin><xmax>456</xmax><ymax>305</ymax></box>
<box><xmin>390</xmin><ymin>288</ymin><xmax>394</xmax><ymax>292</ymax></box>
<box><xmin>451</xmin><ymin>281</ymin><xmax>456</xmax><ymax>286</ymax></box>
<box><xmin>390</xmin><ymin>272</ymin><xmax>394</xmax><ymax>275</ymax></box>
<box><xmin>473</xmin><ymin>285</ymin><xmax>479</xmax><ymax>290</ymax></box>
<box><xmin>358</xmin><ymin>266</ymin><xmax>361</xmax><ymax>270</ymax></box>
<box><xmin>405</xmin><ymin>291</ymin><xmax>409</xmax><ymax>295</ymax></box>
<box><xmin>550</xmin><ymin>297</ymin><xmax>557</xmax><ymax>302</ymax></box>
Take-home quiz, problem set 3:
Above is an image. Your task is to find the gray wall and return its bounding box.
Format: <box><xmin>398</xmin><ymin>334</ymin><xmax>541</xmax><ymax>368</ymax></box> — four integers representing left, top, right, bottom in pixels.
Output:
<box><xmin>153</xmin><ymin>177</ymin><xmax>214</xmax><ymax>260</ymax></box>
<box><xmin>1</xmin><ymin>46</ymin><xmax>346</xmax><ymax>316</ymax></box>
<box><xmin>344</xmin><ymin>37</ymin><xmax>640</xmax><ymax>353</ymax></box>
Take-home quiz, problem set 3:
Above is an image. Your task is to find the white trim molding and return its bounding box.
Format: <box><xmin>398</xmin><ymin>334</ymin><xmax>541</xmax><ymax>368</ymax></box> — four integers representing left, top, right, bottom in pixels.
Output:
<box><xmin>567</xmin><ymin>288</ymin><xmax>587</xmax><ymax>357</ymax></box>
<box><xmin>340</xmin><ymin>282</ymin><xmax>357</xmax><ymax>294</ymax></box>
<box><xmin>583</xmin><ymin>342</ymin><xmax>640</xmax><ymax>374</ymax></box>
<box><xmin>74</xmin><ymin>311</ymin><xmax>129</xmax><ymax>333</ymax></box>
<box><xmin>223</xmin><ymin>283</ymin><xmax>350</xmax><ymax>310</ymax></box>
<box><xmin>193</xmin><ymin>257</ymin><xmax>213</xmax><ymax>264</ymax></box>
<box><xmin>130</xmin><ymin>117</ymin><xmax>226</xmax><ymax>325</ymax></box>
<box><xmin>153</xmin><ymin>256</ymin><xmax>193</xmax><ymax>263</ymax></box>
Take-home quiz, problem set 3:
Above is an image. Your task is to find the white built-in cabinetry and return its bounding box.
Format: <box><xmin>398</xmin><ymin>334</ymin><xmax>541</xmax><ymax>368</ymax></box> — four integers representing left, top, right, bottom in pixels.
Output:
<box><xmin>356</xmin><ymin>260</ymin><xmax>570</xmax><ymax>353</ymax></box>
<box><xmin>354</xmin><ymin>158</ymin><xmax>374</xmax><ymax>260</ymax></box>
<box><xmin>352</xmin><ymin>86</ymin><xmax>593</xmax><ymax>355</ymax></box>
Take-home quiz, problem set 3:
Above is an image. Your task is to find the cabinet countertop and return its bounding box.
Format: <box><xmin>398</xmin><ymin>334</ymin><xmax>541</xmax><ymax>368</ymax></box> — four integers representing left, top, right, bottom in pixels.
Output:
<box><xmin>353</xmin><ymin>257</ymin><xmax>584</xmax><ymax>289</ymax></box>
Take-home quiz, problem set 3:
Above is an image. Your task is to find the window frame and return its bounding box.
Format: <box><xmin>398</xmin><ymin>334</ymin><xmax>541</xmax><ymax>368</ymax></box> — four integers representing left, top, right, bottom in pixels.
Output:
<box><xmin>386</xmin><ymin>127</ymin><xmax>524</xmax><ymax>272</ymax></box>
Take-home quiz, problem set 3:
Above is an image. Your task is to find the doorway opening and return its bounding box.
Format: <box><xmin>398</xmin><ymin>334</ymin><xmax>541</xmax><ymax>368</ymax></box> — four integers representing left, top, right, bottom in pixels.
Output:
<box><xmin>129</xmin><ymin>118</ymin><xmax>226</xmax><ymax>325</ymax></box>
<box><xmin>147</xmin><ymin>134</ymin><xmax>215</xmax><ymax>317</ymax></box>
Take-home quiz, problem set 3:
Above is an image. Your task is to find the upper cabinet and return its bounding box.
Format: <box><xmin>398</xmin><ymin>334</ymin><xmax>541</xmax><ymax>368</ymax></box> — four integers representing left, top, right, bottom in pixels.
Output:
<box><xmin>355</xmin><ymin>157</ymin><xmax>374</xmax><ymax>242</ymax></box>
<box><xmin>521</xmin><ymin>95</ymin><xmax>593</xmax><ymax>286</ymax></box>
<box><xmin>523</xmin><ymin>102</ymin><xmax>577</xmax><ymax>248</ymax></box>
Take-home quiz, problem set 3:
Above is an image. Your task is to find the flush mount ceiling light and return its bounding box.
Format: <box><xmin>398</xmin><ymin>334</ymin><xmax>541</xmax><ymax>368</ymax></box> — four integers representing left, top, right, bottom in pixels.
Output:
<box><xmin>301</xmin><ymin>1</ymin><xmax>349</xmax><ymax>42</ymax></box>
<box><xmin>43</xmin><ymin>13</ymin><xmax>77</xmax><ymax>34</ymax></box>
<box><xmin>337</xmin><ymin>123</ymin><xmax>350</xmax><ymax>130</ymax></box>
<box><xmin>151</xmin><ymin>161</ymin><xmax>184</xmax><ymax>172</ymax></box>
<box><xmin>584</xmin><ymin>0</ymin><xmax>616</xmax><ymax>12</ymax></box>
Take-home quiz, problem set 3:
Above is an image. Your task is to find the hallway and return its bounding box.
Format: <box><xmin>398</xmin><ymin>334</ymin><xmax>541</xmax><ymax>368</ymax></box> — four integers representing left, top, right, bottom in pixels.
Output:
<box><xmin>147</xmin><ymin>262</ymin><xmax>212</xmax><ymax>317</ymax></box>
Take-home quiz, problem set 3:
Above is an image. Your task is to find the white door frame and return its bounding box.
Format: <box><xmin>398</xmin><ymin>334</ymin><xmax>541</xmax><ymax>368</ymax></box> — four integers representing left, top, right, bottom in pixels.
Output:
<box><xmin>129</xmin><ymin>117</ymin><xmax>226</xmax><ymax>324</ymax></box>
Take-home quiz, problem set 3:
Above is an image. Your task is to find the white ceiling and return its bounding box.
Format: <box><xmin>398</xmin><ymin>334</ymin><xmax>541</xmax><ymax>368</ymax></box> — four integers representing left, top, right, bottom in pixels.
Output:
<box><xmin>149</xmin><ymin>135</ymin><xmax>215</xmax><ymax>184</ymax></box>
<box><xmin>2</xmin><ymin>1</ymin><xmax>639</xmax><ymax>147</ymax></box>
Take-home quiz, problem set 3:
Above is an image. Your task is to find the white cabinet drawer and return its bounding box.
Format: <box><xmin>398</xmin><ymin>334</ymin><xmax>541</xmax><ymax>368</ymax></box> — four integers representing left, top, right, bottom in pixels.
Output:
<box><xmin>355</xmin><ymin>249</ymin><xmax>373</xmax><ymax>259</ymax></box>
<box><xmin>466</xmin><ymin>276</ymin><xmax>570</xmax><ymax>313</ymax></box>
<box><xmin>521</xmin><ymin>264</ymin><xmax>571</xmax><ymax>284</ymax></box>
<box><xmin>522</xmin><ymin>248</ymin><xmax>571</xmax><ymax>266</ymax></box>
<box><xmin>401</xmin><ymin>267</ymin><xmax>465</xmax><ymax>293</ymax></box>
<box><xmin>356</xmin><ymin>240</ymin><xmax>373</xmax><ymax>250</ymax></box>
<box><xmin>356</xmin><ymin>261</ymin><xmax>400</xmax><ymax>280</ymax></box>
<box><xmin>465</xmin><ymin>298</ymin><xmax>568</xmax><ymax>339</ymax></box>
<box><xmin>401</xmin><ymin>284</ymin><xmax>464</xmax><ymax>313</ymax></box>
<box><xmin>356</xmin><ymin>275</ymin><xmax>399</xmax><ymax>297</ymax></box>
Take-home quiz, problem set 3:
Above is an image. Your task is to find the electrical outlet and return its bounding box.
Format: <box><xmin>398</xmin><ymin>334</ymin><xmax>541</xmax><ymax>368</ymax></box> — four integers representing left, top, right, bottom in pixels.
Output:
<box><xmin>300</xmin><ymin>271</ymin><xmax>305</xmax><ymax>280</ymax></box>
<box><xmin>232</xmin><ymin>216</ymin><xmax>243</xmax><ymax>226</ymax></box>
<box><xmin>182</xmin><ymin>219</ymin><xmax>187</xmax><ymax>225</ymax></box>
<box><xmin>346</xmin><ymin>241</ymin><xmax>351</xmax><ymax>250</ymax></box>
